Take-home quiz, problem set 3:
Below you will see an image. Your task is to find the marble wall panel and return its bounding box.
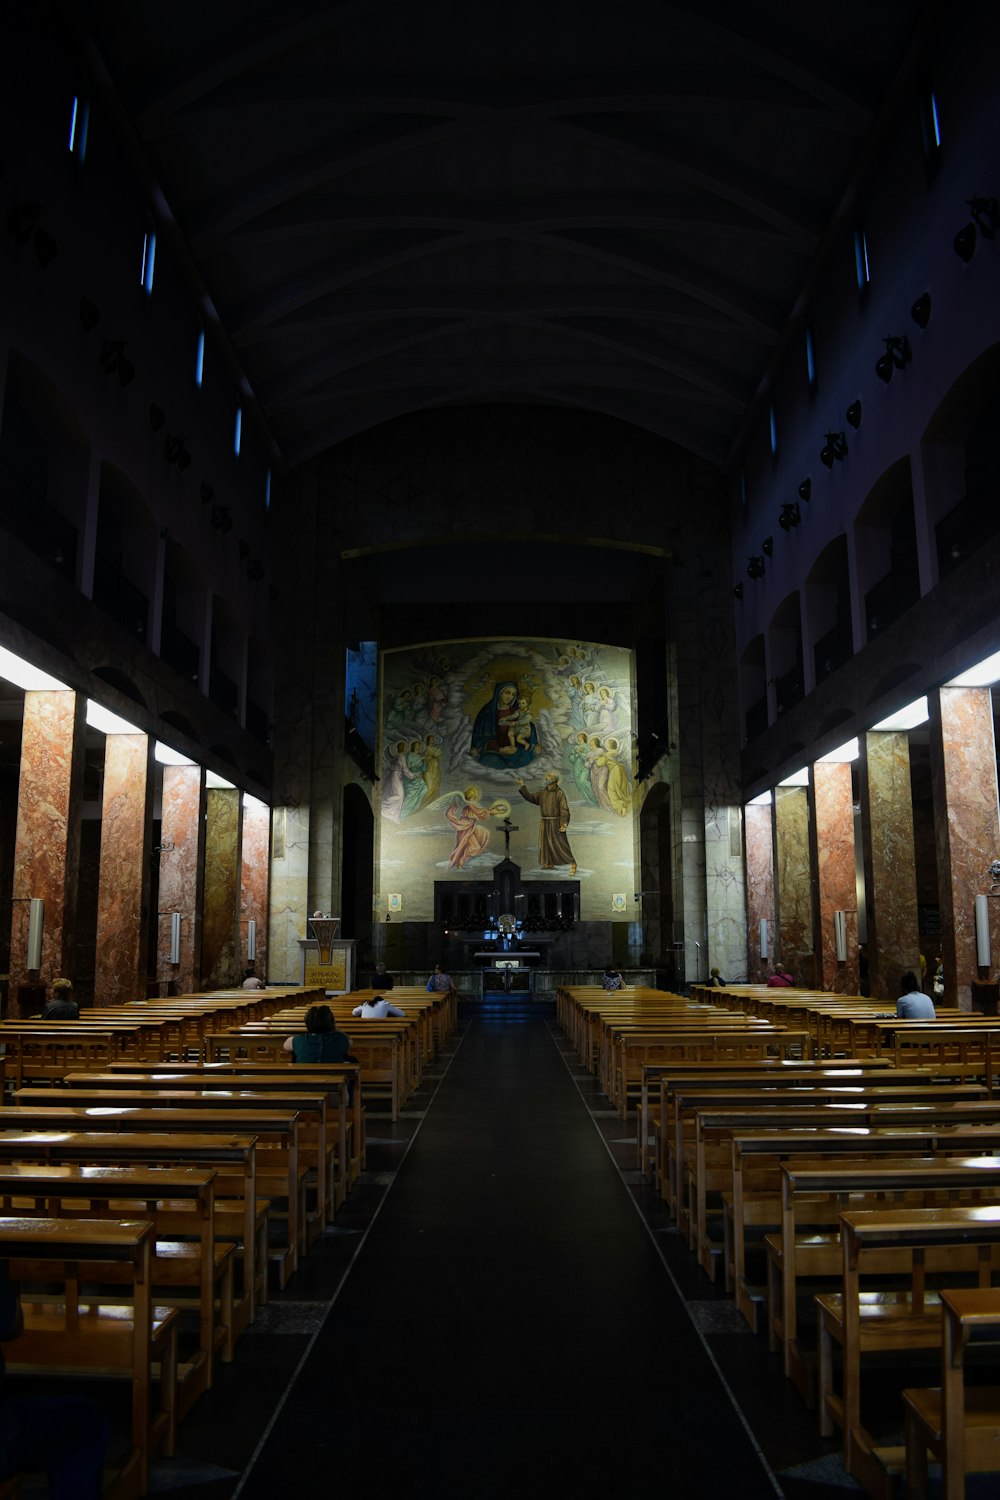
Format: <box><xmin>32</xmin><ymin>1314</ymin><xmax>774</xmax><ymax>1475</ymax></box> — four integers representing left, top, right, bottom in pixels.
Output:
<box><xmin>931</xmin><ymin>686</ymin><xmax>1000</xmax><ymax>1009</ymax></box>
<box><xmin>774</xmin><ymin>785</ymin><xmax>814</xmax><ymax>977</ymax></box>
<box><xmin>202</xmin><ymin>788</ymin><xmax>242</xmax><ymax>989</ymax></box>
<box><xmin>268</xmin><ymin>805</ymin><xmax>310</xmax><ymax>983</ymax></box>
<box><xmin>241</xmin><ymin>798</ymin><xmax>270</xmax><ymax>981</ymax></box>
<box><xmin>157</xmin><ymin>765</ymin><xmax>204</xmax><ymax>994</ymax></box>
<box><xmin>745</xmin><ymin>802</ymin><xmax>774</xmax><ymax>982</ymax></box>
<box><xmin>861</xmin><ymin>730</ymin><xmax>920</xmax><ymax>1001</ymax></box>
<box><xmin>812</xmin><ymin>761</ymin><xmax>860</xmax><ymax>994</ymax></box>
<box><xmin>94</xmin><ymin>733</ymin><xmax>152</xmax><ymax>1006</ymax></box>
<box><xmin>10</xmin><ymin>690</ymin><xmax>85</xmax><ymax>1012</ymax></box>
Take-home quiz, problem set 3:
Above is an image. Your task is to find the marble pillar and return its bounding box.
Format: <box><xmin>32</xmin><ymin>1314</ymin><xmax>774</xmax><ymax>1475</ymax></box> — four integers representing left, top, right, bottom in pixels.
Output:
<box><xmin>811</xmin><ymin>761</ymin><xmax>860</xmax><ymax>993</ymax></box>
<box><xmin>94</xmin><ymin>732</ymin><xmax>153</xmax><ymax>1006</ymax></box>
<box><xmin>860</xmin><ymin>730</ymin><xmax>920</xmax><ymax>1001</ymax></box>
<box><xmin>157</xmin><ymin>764</ymin><xmax>204</xmax><ymax>994</ymax></box>
<box><xmin>203</xmin><ymin>787</ymin><xmax>242</xmax><ymax>988</ymax></box>
<box><xmin>774</xmin><ymin>785</ymin><xmax>814</xmax><ymax>981</ymax></box>
<box><xmin>10</xmin><ymin>689</ymin><xmax>86</xmax><ymax>1014</ymax></box>
<box><xmin>241</xmin><ymin>797</ymin><xmax>270</xmax><ymax>980</ymax></box>
<box><xmin>930</xmin><ymin>686</ymin><xmax>1000</xmax><ymax>1009</ymax></box>
<box><xmin>745</xmin><ymin>801</ymin><xmax>774</xmax><ymax>983</ymax></box>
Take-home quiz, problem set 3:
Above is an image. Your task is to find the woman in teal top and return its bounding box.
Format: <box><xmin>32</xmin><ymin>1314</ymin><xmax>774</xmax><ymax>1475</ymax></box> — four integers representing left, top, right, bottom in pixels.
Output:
<box><xmin>283</xmin><ymin>1004</ymin><xmax>352</xmax><ymax>1063</ymax></box>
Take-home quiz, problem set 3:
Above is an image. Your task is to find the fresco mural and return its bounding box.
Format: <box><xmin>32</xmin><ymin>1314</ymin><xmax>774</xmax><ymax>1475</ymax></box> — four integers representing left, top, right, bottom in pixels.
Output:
<box><xmin>377</xmin><ymin>638</ymin><xmax>637</xmax><ymax>921</ymax></box>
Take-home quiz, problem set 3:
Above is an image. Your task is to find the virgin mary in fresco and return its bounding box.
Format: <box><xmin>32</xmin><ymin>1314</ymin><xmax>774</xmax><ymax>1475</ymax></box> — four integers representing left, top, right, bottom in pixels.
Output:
<box><xmin>469</xmin><ymin>680</ymin><xmax>539</xmax><ymax>769</ymax></box>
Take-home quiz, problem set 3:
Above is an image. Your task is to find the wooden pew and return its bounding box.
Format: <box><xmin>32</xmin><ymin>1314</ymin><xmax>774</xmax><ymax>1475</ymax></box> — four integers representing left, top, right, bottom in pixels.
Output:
<box><xmin>0</xmin><ymin>1129</ymin><xmax>262</xmax><ymax>1327</ymax></box>
<box><xmin>0</xmin><ymin>1162</ymin><xmax>229</xmax><ymax>1411</ymax></box>
<box><xmin>765</xmin><ymin>1157</ymin><xmax>1000</xmax><ymax>1403</ymax></box>
<box><xmin>0</xmin><ymin>1215</ymin><xmax>176</xmax><ymax>1499</ymax></box>
<box><xmin>819</xmin><ymin>1204</ymin><xmax>1000</xmax><ymax>1498</ymax></box>
<box><xmin>208</xmin><ymin>1027</ymin><xmax>406</xmax><ymax>1120</ymax></box>
<box><xmin>903</xmin><ymin>1286</ymin><xmax>1000</xmax><ymax>1499</ymax></box>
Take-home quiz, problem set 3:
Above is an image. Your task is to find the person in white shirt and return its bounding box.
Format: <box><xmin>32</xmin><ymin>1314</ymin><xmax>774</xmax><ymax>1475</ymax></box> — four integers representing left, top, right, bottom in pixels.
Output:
<box><xmin>352</xmin><ymin>994</ymin><xmax>406</xmax><ymax>1019</ymax></box>
<box><xmin>896</xmin><ymin>970</ymin><xmax>936</xmax><ymax>1019</ymax></box>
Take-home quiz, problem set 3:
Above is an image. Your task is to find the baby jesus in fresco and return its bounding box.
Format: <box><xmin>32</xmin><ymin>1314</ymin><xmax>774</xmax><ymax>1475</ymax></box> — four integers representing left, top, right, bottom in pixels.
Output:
<box><xmin>501</xmin><ymin>693</ymin><xmax>534</xmax><ymax>753</ymax></box>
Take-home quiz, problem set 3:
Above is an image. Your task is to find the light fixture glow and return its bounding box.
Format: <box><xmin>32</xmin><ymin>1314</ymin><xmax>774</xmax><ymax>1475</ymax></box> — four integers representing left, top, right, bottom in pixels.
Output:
<box><xmin>778</xmin><ymin>767</ymin><xmax>809</xmax><ymax>787</ymax></box>
<box><xmin>0</xmin><ymin>647</ymin><xmax>69</xmax><ymax>692</ymax></box>
<box><xmin>872</xmin><ymin>697</ymin><xmax>929</xmax><ymax>732</ymax></box>
<box><xmin>206</xmin><ymin>770</ymin><xmax>236</xmax><ymax>789</ymax></box>
<box><xmin>945</xmin><ymin>649</ymin><xmax>1000</xmax><ymax>688</ymax></box>
<box><xmin>154</xmin><ymin>741</ymin><xmax>195</xmax><ymax>766</ymax></box>
<box><xmin>242</xmin><ymin>793</ymin><xmax>268</xmax><ymax>812</ymax></box>
<box><xmin>748</xmin><ymin>791</ymin><xmax>772</xmax><ymax>807</ymax></box>
<box><xmin>818</xmin><ymin>738</ymin><xmax>860</xmax><ymax>763</ymax></box>
<box><xmin>86</xmin><ymin>701</ymin><xmax>141</xmax><ymax>736</ymax></box>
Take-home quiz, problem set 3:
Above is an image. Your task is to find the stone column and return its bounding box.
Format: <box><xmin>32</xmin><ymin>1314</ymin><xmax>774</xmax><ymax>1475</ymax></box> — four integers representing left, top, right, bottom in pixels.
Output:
<box><xmin>929</xmin><ymin>686</ymin><xmax>1000</xmax><ymax>1010</ymax></box>
<box><xmin>859</xmin><ymin>730</ymin><xmax>920</xmax><ymax>1001</ymax></box>
<box><xmin>241</xmin><ymin>796</ymin><xmax>270</xmax><ymax>980</ymax></box>
<box><xmin>94</xmin><ymin>732</ymin><xmax>153</xmax><ymax>1006</ymax></box>
<box><xmin>203</xmin><ymin>787</ymin><xmax>242</xmax><ymax>988</ymax></box>
<box><xmin>811</xmin><ymin>761</ymin><xmax>859</xmax><ymax>993</ymax></box>
<box><xmin>10</xmin><ymin>689</ymin><xmax>86</xmax><ymax>1014</ymax></box>
<box><xmin>774</xmin><ymin>784</ymin><xmax>815</xmax><ymax>983</ymax></box>
<box><xmin>157</xmin><ymin>764</ymin><xmax>204</xmax><ymax>994</ymax></box>
<box><xmin>745</xmin><ymin>799</ymin><xmax>775</xmax><ymax>983</ymax></box>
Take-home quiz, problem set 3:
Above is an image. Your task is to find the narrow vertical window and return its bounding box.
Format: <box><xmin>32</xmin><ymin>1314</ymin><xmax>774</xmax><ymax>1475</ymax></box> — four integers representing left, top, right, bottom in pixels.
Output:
<box><xmin>68</xmin><ymin>96</ymin><xmax>79</xmax><ymax>153</ymax></box>
<box><xmin>854</xmin><ymin>225</ymin><xmax>871</xmax><ymax>292</ymax></box>
<box><xmin>805</xmin><ymin>325</ymin><xmax>817</xmax><ymax>392</ymax></box>
<box><xmin>68</xmin><ymin>96</ymin><xmax>90</xmax><ymax>161</ymax></box>
<box><xmin>264</xmin><ymin>468</ymin><xmax>271</xmax><ymax>510</ymax></box>
<box><xmin>140</xmin><ymin>230</ymin><xmax>156</xmax><ymax>295</ymax></box>
<box><xmin>233</xmin><ymin>403</ymin><xmax>242</xmax><ymax>458</ymax></box>
<box><xmin>195</xmin><ymin>329</ymin><xmax>205</xmax><ymax>388</ymax></box>
<box><xmin>739</xmin><ymin>467</ymin><xmax>748</xmax><ymax>518</ymax></box>
<box><xmin>768</xmin><ymin>400</ymin><xmax>778</xmax><ymax>458</ymax></box>
<box><xmin>920</xmin><ymin>83</ymin><xmax>943</xmax><ymax>167</ymax></box>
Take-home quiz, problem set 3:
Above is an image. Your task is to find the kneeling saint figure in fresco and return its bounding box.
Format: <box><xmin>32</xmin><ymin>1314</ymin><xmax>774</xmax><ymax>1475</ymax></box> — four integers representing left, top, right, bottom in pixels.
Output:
<box><xmin>516</xmin><ymin>771</ymin><xmax>577</xmax><ymax>875</ymax></box>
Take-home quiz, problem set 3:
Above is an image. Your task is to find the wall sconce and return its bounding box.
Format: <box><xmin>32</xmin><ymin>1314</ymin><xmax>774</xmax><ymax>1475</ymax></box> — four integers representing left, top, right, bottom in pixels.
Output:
<box><xmin>875</xmin><ymin>335</ymin><xmax>912</xmax><ymax>383</ymax></box>
<box><xmin>26</xmin><ymin>898</ymin><xmax>44</xmax><ymax>970</ymax></box>
<box><xmin>910</xmin><ymin>293</ymin><xmax>931</xmax><ymax>329</ymax></box>
<box><xmin>733</xmin><ymin>582</ymin><xmax>744</xmax><ymax>601</ymax></box>
<box><xmin>169</xmin><ymin>911</ymin><xmax>182</xmax><ymax>965</ymax></box>
<box><xmin>247</xmin><ymin>559</ymin><xmax>266</xmax><ymax>582</ymax></box>
<box><xmin>820</xmin><ymin>431</ymin><xmax>847</xmax><ymax>468</ymax></box>
<box><xmin>833</xmin><ymin>910</ymin><xmax>848</xmax><ymax>963</ymax></box>
<box><xmin>211</xmin><ymin>505</ymin><xmax>233</xmax><ymax>533</ymax></box>
<box><xmin>164</xmin><ymin>434</ymin><xmax>191</xmax><ymax>470</ymax></box>
<box><xmin>975</xmin><ymin>893</ymin><xmax>991</xmax><ymax>968</ymax></box>
<box><xmin>759</xmin><ymin>918</ymin><xmax>769</xmax><ymax>960</ymax></box>
<box><xmin>761</xmin><ymin>535</ymin><xmax>774</xmax><ymax>557</ymax></box>
<box><xmin>747</xmin><ymin>555</ymin><xmax>766</xmax><ymax>580</ymax></box>
<box><xmin>798</xmin><ymin>477</ymin><xmax>811</xmax><ymax>502</ymax></box>
<box><xmin>247</xmin><ymin>919</ymin><xmax>257</xmax><ymax>962</ymax></box>
<box><xmin>778</xmin><ymin>503</ymin><xmax>800</xmax><ymax>532</ymax></box>
<box><xmin>98</xmin><ymin>339</ymin><xmax>135</xmax><ymax>386</ymax></box>
<box><xmin>846</xmin><ymin>400</ymin><xmax>862</xmax><ymax>429</ymax></box>
<box><xmin>969</xmin><ymin>196</ymin><xmax>999</xmax><ymax>238</ymax></box>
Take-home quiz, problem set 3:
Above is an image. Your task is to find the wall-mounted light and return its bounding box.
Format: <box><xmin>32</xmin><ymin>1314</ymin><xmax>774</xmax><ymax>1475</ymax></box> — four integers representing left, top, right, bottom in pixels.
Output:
<box><xmin>759</xmin><ymin>918</ymin><xmax>769</xmax><ymax>960</ymax></box>
<box><xmin>247</xmin><ymin>559</ymin><xmax>266</xmax><ymax>582</ymax></box>
<box><xmin>164</xmin><ymin>434</ymin><xmax>191</xmax><ymax>470</ymax></box>
<box><xmin>975</xmin><ymin>893</ymin><xmax>991</xmax><ymax>968</ymax></box>
<box><xmin>747</xmin><ymin>555</ymin><xmax>765</xmax><ymax>580</ymax></box>
<box><xmin>846</xmin><ymin>400</ymin><xmax>863</xmax><ymax>429</ymax></box>
<box><xmin>969</xmin><ymin>196</ymin><xmax>999</xmax><ymax>238</ymax></box>
<box><xmin>247</xmin><ymin>919</ymin><xmax>257</xmax><ymax>962</ymax></box>
<box><xmin>169</xmin><ymin>911</ymin><xmax>182</xmax><ymax>965</ymax></box>
<box><xmin>778</xmin><ymin>503</ymin><xmax>800</xmax><ymax>532</ymax></box>
<box><xmin>820</xmin><ymin>431</ymin><xmax>848</xmax><ymax>468</ymax></box>
<box><xmin>875</xmin><ymin>335</ymin><xmax>912</xmax><ymax>384</ymax></box>
<box><xmin>910</xmin><ymin>293</ymin><xmax>931</xmax><ymax>329</ymax></box>
<box><xmin>211</xmin><ymin>505</ymin><xmax>233</xmax><ymax>533</ymax></box>
<box><xmin>98</xmin><ymin>339</ymin><xmax>135</xmax><ymax>386</ymax></box>
<box><xmin>27</xmin><ymin>898</ymin><xmax>44</xmax><ymax>970</ymax></box>
<box><xmin>954</xmin><ymin>223</ymin><xmax>977</xmax><ymax>262</ymax></box>
<box><xmin>833</xmin><ymin>910</ymin><xmax>848</xmax><ymax>963</ymax></box>
<box><xmin>733</xmin><ymin>582</ymin><xmax>744</xmax><ymax>601</ymax></box>
<box><xmin>761</xmin><ymin>535</ymin><xmax>774</xmax><ymax>557</ymax></box>
<box><xmin>798</xmin><ymin>477</ymin><xmax>811</xmax><ymax>502</ymax></box>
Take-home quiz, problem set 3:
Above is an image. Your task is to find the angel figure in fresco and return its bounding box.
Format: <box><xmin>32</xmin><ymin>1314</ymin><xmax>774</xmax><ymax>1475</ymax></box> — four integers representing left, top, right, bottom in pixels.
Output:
<box><xmin>445</xmin><ymin>787</ymin><xmax>498</xmax><ymax>869</ymax></box>
<box><xmin>568</xmin><ymin>730</ymin><xmax>599</xmax><ymax>805</ymax></box>
<box><xmin>567</xmin><ymin>675</ymin><xmax>587</xmax><ymax>730</ymax></box>
<box><xmin>422</xmin><ymin>732</ymin><xmax>442</xmax><ymax>805</ymax></box>
<box><xmin>427</xmin><ymin>676</ymin><xmax>447</xmax><ymax>724</ymax></box>
<box><xmin>400</xmin><ymin>738</ymin><xmax>429</xmax><ymax>819</ymax></box>
<box><xmin>587</xmin><ymin>734</ymin><xmax>611</xmax><ymax>811</ymax></box>
<box><xmin>595</xmin><ymin>684</ymin><xmax>619</xmax><ymax>737</ymax></box>
<box><xmin>382</xmin><ymin>739</ymin><xmax>416</xmax><ymax>823</ymax></box>
<box><xmin>600</xmin><ymin>736</ymin><xmax>632</xmax><ymax>817</ymax></box>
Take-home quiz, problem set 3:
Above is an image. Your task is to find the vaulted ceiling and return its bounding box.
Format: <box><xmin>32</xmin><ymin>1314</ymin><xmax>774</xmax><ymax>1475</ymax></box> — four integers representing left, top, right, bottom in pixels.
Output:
<box><xmin>73</xmin><ymin>0</ymin><xmax>930</xmax><ymax>470</ymax></box>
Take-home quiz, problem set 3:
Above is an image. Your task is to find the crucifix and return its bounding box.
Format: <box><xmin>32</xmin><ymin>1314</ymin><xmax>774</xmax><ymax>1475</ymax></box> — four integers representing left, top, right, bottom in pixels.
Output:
<box><xmin>498</xmin><ymin>816</ymin><xmax>518</xmax><ymax>856</ymax></box>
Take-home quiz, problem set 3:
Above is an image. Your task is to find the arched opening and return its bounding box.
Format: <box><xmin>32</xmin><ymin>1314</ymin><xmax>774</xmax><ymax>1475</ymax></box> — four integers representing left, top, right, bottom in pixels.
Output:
<box><xmin>94</xmin><ymin>463</ymin><xmax>156</xmax><ymax>644</ymax></box>
<box><xmin>768</xmin><ymin>592</ymin><xmax>803</xmax><ymax>716</ymax></box>
<box><xmin>806</xmin><ymin>535</ymin><xmax>853</xmax><ymax>684</ymax></box>
<box><xmin>854</xmin><ymin>458</ymin><xmax>918</xmax><ymax>640</ymax></box>
<box><xmin>741</xmin><ymin>634</ymin><xmax>767</xmax><ymax>741</ymax></box>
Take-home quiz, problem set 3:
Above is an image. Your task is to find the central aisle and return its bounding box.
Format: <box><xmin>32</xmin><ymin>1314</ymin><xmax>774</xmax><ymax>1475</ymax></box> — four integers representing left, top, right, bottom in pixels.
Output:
<box><xmin>238</xmin><ymin>1018</ymin><xmax>783</xmax><ymax>1499</ymax></box>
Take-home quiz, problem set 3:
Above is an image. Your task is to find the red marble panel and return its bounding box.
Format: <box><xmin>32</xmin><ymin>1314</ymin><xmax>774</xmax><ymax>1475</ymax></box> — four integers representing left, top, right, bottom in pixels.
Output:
<box><xmin>813</xmin><ymin>761</ymin><xmax>859</xmax><ymax>994</ymax></box>
<box><xmin>10</xmin><ymin>690</ymin><xmax>85</xmax><ymax>1013</ymax></box>
<box><xmin>203</xmin><ymin>788</ymin><xmax>242</xmax><ymax>988</ymax></box>
<box><xmin>157</xmin><ymin>765</ymin><xmax>204</xmax><ymax>994</ymax></box>
<box><xmin>745</xmin><ymin>802</ymin><xmax>774</xmax><ymax>982</ymax></box>
<box><xmin>241</xmin><ymin>799</ymin><xmax>270</xmax><ymax>980</ymax></box>
<box><xmin>933</xmin><ymin>686</ymin><xmax>1000</xmax><ymax>1009</ymax></box>
<box><xmin>94</xmin><ymin>733</ymin><xmax>152</xmax><ymax>1006</ymax></box>
<box><xmin>861</xmin><ymin>730</ymin><xmax>920</xmax><ymax>1001</ymax></box>
<box><xmin>774</xmin><ymin>785</ymin><xmax>814</xmax><ymax>977</ymax></box>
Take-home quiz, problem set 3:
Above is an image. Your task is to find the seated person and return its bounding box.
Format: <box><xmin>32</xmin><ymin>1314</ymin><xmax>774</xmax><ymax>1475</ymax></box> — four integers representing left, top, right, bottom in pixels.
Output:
<box><xmin>602</xmin><ymin>966</ymin><xmax>624</xmax><ymax>991</ymax></box>
<box><xmin>705</xmin><ymin>966</ymin><xmax>727</xmax><ymax>987</ymax></box>
<box><xmin>896</xmin><ymin>970</ymin><xmax>936</xmax><ymax>1019</ymax></box>
<box><xmin>0</xmin><ymin>1261</ymin><xmax>108</xmax><ymax>1497</ymax></box>
<box><xmin>241</xmin><ymin>967</ymin><xmax>266</xmax><ymax>990</ymax></box>
<box><xmin>42</xmin><ymin>976</ymin><xmax>80</xmax><ymax>1020</ymax></box>
<box><xmin>283</xmin><ymin>1004</ymin><xmax>352</xmax><ymax>1063</ymax></box>
<box><xmin>369</xmin><ymin>962</ymin><xmax>395</xmax><ymax>990</ymax></box>
<box><xmin>426</xmin><ymin>963</ymin><xmax>453</xmax><ymax>993</ymax></box>
<box><xmin>351</xmin><ymin>993</ymin><xmax>406</xmax><ymax>1019</ymax></box>
<box><xmin>766</xmin><ymin>963</ymin><xmax>795</xmax><ymax>987</ymax></box>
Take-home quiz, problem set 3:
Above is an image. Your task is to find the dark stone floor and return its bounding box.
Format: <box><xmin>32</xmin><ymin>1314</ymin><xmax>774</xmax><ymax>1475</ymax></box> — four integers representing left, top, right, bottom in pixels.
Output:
<box><xmin>22</xmin><ymin>1011</ymin><xmax>989</xmax><ymax>1497</ymax></box>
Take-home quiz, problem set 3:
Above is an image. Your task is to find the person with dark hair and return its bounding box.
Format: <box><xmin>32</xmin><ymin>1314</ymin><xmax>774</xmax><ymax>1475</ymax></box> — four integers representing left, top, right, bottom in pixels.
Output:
<box><xmin>602</xmin><ymin>966</ymin><xmax>624</xmax><ymax>991</ymax></box>
<box><xmin>426</xmin><ymin>964</ymin><xmax>453</xmax><ymax>994</ymax></box>
<box><xmin>369</xmin><ymin>961</ymin><xmax>395</xmax><ymax>990</ymax></box>
<box><xmin>896</xmin><ymin>970</ymin><xmax>936</xmax><ymax>1019</ymax></box>
<box><xmin>42</xmin><ymin>977</ymin><xmax>80</xmax><ymax>1020</ymax></box>
<box><xmin>242</xmin><ymin>968</ymin><xmax>266</xmax><ymax>990</ymax></box>
<box><xmin>283</xmin><ymin>1004</ymin><xmax>352</xmax><ymax>1063</ymax></box>
<box><xmin>351</xmin><ymin>994</ymin><xmax>405</xmax><ymax>1019</ymax></box>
